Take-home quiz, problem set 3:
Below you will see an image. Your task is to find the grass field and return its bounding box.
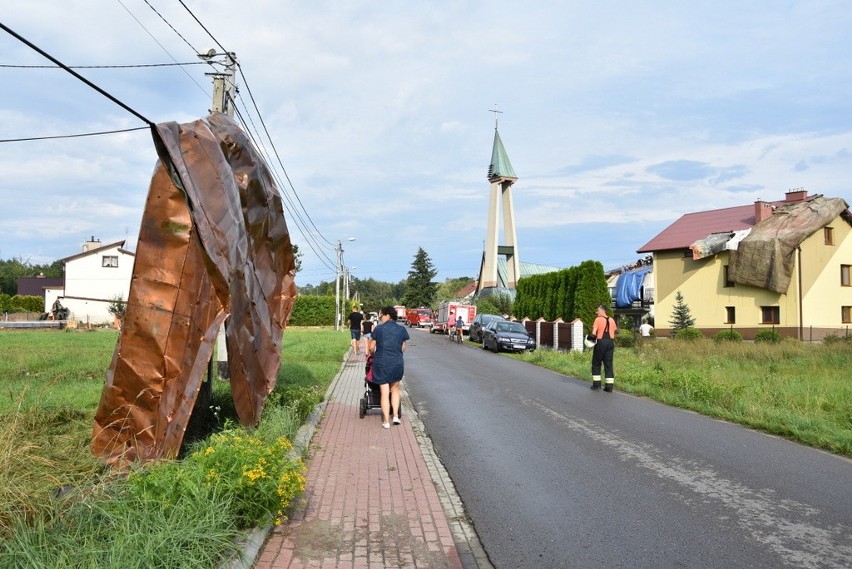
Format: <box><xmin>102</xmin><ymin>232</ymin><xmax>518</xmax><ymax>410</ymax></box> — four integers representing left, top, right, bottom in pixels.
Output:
<box><xmin>1</xmin><ymin>327</ymin><xmax>850</xmax><ymax>564</ymax></box>
<box><xmin>512</xmin><ymin>336</ymin><xmax>852</xmax><ymax>457</ymax></box>
<box><xmin>0</xmin><ymin>327</ymin><xmax>348</xmax><ymax>567</ymax></box>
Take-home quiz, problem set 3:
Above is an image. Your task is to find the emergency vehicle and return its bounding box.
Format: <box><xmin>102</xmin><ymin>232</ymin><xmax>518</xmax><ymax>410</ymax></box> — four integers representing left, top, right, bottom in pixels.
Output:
<box><xmin>405</xmin><ymin>307</ymin><xmax>434</xmax><ymax>328</ymax></box>
<box><xmin>431</xmin><ymin>301</ymin><xmax>477</xmax><ymax>334</ymax></box>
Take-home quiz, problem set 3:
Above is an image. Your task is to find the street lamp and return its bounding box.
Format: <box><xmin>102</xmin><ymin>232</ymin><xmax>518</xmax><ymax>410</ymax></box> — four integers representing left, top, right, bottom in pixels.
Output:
<box><xmin>335</xmin><ymin>238</ymin><xmax>356</xmax><ymax>330</ymax></box>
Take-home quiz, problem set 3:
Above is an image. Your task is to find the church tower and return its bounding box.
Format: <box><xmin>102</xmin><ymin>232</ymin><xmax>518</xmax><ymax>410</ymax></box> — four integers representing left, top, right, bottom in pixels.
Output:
<box><xmin>476</xmin><ymin>123</ymin><xmax>520</xmax><ymax>296</ymax></box>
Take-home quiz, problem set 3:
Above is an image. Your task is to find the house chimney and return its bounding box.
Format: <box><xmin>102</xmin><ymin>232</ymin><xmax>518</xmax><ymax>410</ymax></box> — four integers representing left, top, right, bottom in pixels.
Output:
<box><xmin>754</xmin><ymin>200</ymin><xmax>774</xmax><ymax>223</ymax></box>
<box><xmin>785</xmin><ymin>188</ymin><xmax>808</xmax><ymax>202</ymax></box>
<box><xmin>82</xmin><ymin>236</ymin><xmax>101</xmax><ymax>252</ymax></box>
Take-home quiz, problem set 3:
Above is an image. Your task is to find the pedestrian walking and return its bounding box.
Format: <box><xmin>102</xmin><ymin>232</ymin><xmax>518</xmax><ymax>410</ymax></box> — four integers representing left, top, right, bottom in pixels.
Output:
<box><xmin>368</xmin><ymin>305</ymin><xmax>410</xmax><ymax>429</ymax></box>
<box><xmin>361</xmin><ymin>312</ymin><xmax>374</xmax><ymax>354</ymax></box>
<box><xmin>346</xmin><ymin>306</ymin><xmax>364</xmax><ymax>354</ymax></box>
<box><xmin>639</xmin><ymin>319</ymin><xmax>653</xmax><ymax>338</ymax></box>
<box><xmin>591</xmin><ymin>305</ymin><xmax>617</xmax><ymax>392</ymax></box>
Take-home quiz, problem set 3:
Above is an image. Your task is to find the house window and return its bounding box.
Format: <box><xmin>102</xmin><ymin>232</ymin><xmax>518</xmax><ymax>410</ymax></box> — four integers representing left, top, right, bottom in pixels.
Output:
<box><xmin>102</xmin><ymin>256</ymin><xmax>118</xmax><ymax>268</ymax></box>
<box><xmin>843</xmin><ymin>265</ymin><xmax>851</xmax><ymax>287</ymax></box>
<box><xmin>761</xmin><ymin>306</ymin><xmax>780</xmax><ymax>324</ymax></box>
<box><xmin>723</xmin><ymin>265</ymin><xmax>735</xmax><ymax>288</ymax></box>
<box><xmin>843</xmin><ymin>306</ymin><xmax>852</xmax><ymax>324</ymax></box>
<box><xmin>824</xmin><ymin>227</ymin><xmax>834</xmax><ymax>245</ymax></box>
<box><xmin>725</xmin><ymin>306</ymin><xmax>736</xmax><ymax>324</ymax></box>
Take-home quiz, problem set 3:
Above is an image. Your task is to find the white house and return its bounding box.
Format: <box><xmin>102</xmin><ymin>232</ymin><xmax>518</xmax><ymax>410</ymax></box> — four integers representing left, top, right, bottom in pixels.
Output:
<box><xmin>46</xmin><ymin>237</ymin><xmax>135</xmax><ymax>325</ymax></box>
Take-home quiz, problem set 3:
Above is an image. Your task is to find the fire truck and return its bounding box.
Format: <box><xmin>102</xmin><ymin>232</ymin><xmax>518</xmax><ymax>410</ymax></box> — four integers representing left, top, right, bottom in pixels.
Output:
<box><xmin>405</xmin><ymin>307</ymin><xmax>434</xmax><ymax>328</ymax></box>
<box><xmin>431</xmin><ymin>301</ymin><xmax>477</xmax><ymax>334</ymax></box>
<box><xmin>393</xmin><ymin>305</ymin><xmax>407</xmax><ymax>322</ymax></box>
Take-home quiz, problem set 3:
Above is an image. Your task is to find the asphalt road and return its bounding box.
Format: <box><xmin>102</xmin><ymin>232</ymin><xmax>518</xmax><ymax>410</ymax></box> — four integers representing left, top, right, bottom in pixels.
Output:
<box><xmin>402</xmin><ymin>328</ymin><xmax>852</xmax><ymax>569</ymax></box>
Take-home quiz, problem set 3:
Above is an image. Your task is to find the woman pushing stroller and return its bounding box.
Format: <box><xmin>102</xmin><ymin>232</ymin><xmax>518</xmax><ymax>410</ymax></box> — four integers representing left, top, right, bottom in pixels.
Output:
<box><xmin>368</xmin><ymin>306</ymin><xmax>410</xmax><ymax>429</ymax></box>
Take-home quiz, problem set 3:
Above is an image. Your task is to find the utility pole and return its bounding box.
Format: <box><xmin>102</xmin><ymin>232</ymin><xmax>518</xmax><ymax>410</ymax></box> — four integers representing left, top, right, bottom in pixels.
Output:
<box><xmin>199</xmin><ymin>49</ymin><xmax>237</xmax><ymax>117</ymax></box>
<box><xmin>335</xmin><ymin>241</ymin><xmax>343</xmax><ymax>331</ymax></box>
<box><xmin>199</xmin><ymin>49</ymin><xmax>238</xmax><ymax>381</ymax></box>
<box><xmin>335</xmin><ymin>238</ymin><xmax>356</xmax><ymax>330</ymax></box>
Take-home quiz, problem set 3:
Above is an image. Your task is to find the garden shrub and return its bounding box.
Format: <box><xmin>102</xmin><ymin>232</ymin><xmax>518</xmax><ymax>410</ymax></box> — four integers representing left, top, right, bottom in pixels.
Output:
<box><xmin>673</xmin><ymin>327</ymin><xmax>702</xmax><ymax>341</ymax></box>
<box><xmin>288</xmin><ymin>295</ymin><xmax>335</xmax><ymax>326</ymax></box>
<box><xmin>714</xmin><ymin>329</ymin><xmax>743</xmax><ymax>342</ymax></box>
<box><xmin>615</xmin><ymin>330</ymin><xmax>636</xmax><ymax>348</ymax></box>
<box><xmin>128</xmin><ymin>429</ymin><xmax>306</xmax><ymax>528</ymax></box>
<box><xmin>822</xmin><ymin>332</ymin><xmax>852</xmax><ymax>345</ymax></box>
<box><xmin>754</xmin><ymin>329</ymin><xmax>781</xmax><ymax>343</ymax></box>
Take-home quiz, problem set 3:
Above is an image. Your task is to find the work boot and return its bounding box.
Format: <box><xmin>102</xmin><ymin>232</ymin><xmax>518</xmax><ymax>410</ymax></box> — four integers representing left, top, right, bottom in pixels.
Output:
<box><xmin>591</xmin><ymin>380</ymin><xmax>601</xmax><ymax>390</ymax></box>
<box><xmin>603</xmin><ymin>383</ymin><xmax>614</xmax><ymax>393</ymax></box>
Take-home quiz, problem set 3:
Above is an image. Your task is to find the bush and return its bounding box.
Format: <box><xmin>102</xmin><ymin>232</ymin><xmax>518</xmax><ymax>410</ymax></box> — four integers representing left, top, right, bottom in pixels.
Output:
<box><xmin>673</xmin><ymin>327</ymin><xmax>703</xmax><ymax>341</ymax></box>
<box><xmin>615</xmin><ymin>330</ymin><xmax>637</xmax><ymax>348</ymax></box>
<box><xmin>754</xmin><ymin>329</ymin><xmax>781</xmax><ymax>343</ymax></box>
<box><xmin>823</xmin><ymin>332</ymin><xmax>852</xmax><ymax>345</ymax></box>
<box><xmin>714</xmin><ymin>329</ymin><xmax>743</xmax><ymax>342</ymax></box>
<box><xmin>288</xmin><ymin>295</ymin><xmax>335</xmax><ymax>326</ymax></box>
<box><xmin>128</xmin><ymin>429</ymin><xmax>305</xmax><ymax>528</ymax></box>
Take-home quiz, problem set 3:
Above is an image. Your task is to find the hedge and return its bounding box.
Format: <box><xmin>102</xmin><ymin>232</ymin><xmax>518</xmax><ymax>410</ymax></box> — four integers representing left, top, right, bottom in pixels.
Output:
<box><xmin>288</xmin><ymin>295</ymin><xmax>335</xmax><ymax>326</ymax></box>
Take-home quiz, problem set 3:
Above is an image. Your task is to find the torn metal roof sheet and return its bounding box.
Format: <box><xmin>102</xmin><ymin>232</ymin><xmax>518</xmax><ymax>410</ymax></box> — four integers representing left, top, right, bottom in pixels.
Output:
<box><xmin>728</xmin><ymin>195</ymin><xmax>851</xmax><ymax>293</ymax></box>
<box><xmin>92</xmin><ymin>113</ymin><xmax>297</xmax><ymax>465</ymax></box>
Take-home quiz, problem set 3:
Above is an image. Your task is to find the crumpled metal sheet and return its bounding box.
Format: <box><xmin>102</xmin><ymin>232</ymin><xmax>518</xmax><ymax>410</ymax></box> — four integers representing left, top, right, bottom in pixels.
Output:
<box><xmin>92</xmin><ymin>113</ymin><xmax>297</xmax><ymax>465</ymax></box>
<box><xmin>728</xmin><ymin>196</ymin><xmax>850</xmax><ymax>294</ymax></box>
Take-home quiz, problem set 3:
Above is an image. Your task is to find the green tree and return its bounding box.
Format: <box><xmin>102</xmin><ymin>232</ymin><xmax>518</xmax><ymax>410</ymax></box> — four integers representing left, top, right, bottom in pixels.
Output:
<box><xmin>401</xmin><ymin>248</ymin><xmax>438</xmax><ymax>308</ymax></box>
<box><xmin>573</xmin><ymin>260</ymin><xmax>611</xmax><ymax>332</ymax></box>
<box><xmin>669</xmin><ymin>290</ymin><xmax>695</xmax><ymax>330</ymax></box>
<box><xmin>291</xmin><ymin>244</ymin><xmax>303</xmax><ymax>274</ymax></box>
<box><xmin>436</xmin><ymin>277</ymin><xmax>474</xmax><ymax>303</ymax></box>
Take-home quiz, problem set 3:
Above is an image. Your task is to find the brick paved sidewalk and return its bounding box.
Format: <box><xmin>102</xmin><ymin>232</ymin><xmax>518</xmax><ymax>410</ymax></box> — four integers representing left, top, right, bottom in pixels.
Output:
<box><xmin>253</xmin><ymin>350</ymin><xmax>486</xmax><ymax>569</ymax></box>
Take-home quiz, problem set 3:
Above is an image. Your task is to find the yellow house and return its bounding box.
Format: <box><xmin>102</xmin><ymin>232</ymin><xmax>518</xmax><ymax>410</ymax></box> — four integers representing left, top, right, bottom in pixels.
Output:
<box><xmin>637</xmin><ymin>190</ymin><xmax>852</xmax><ymax>340</ymax></box>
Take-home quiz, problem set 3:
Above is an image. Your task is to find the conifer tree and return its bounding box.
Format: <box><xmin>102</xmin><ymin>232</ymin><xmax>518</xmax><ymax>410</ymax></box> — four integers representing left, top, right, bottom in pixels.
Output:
<box><xmin>669</xmin><ymin>290</ymin><xmax>696</xmax><ymax>330</ymax></box>
<box><xmin>401</xmin><ymin>248</ymin><xmax>438</xmax><ymax>307</ymax></box>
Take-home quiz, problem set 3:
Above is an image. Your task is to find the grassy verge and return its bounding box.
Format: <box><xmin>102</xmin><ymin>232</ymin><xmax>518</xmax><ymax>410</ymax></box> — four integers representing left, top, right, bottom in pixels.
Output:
<box><xmin>0</xmin><ymin>327</ymin><xmax>348</xmax><ymax>567</ymax></box>
<box><xmin>512</xmin><ymin>337</ymin><xmax>852</xmax><ymax>457</ymax></box>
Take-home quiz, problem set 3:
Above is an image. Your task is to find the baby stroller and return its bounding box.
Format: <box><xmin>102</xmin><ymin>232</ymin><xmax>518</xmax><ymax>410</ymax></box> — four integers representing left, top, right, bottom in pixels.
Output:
<box><xmin>359</xmin><ymin>354</ymin><xmax>401</xmax><ymax>419</ymax></box>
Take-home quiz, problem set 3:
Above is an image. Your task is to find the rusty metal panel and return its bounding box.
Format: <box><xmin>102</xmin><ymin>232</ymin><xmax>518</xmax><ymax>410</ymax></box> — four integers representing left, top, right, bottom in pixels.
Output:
<box><xmin>92</xmin><ymin>114</ymin><xmax>297</xmax><ymax>465</ymax></box>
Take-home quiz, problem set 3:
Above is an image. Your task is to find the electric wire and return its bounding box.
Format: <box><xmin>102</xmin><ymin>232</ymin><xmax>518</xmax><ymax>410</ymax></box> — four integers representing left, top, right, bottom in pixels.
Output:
<box><xmin>0</xmin><ymin>126</ymin><xmax>150</xmax><ymax>143</ymax></box>
<box><xmin>0</xmin><ymin>62</ymin><xmax>205</xmax><ymax>69</ymax></box>
<box><xmin>0</xmin><ymin>22</ymin><xmax>154</xmax><ymax>126</ymax></box>
<box><xmin>116</xmin><ymin>0</ymin><xmax>208</xmax><ymax>96</ymax></box>
<box><xmin>231</xmin><ymin>101</ymin><xmax>336</xmax><ymax>272</ymax></box>
<box><xmin>173</xmin><ymin>0</ymin><xmax>337</xmax><ymax>250</ymax></box>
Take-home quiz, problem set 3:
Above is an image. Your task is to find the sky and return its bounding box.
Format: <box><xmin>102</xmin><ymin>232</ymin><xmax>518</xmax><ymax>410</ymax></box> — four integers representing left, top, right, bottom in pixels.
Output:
<box><xmin>2</xmin><ymin>1</ymin><xmax>851</xmax><ymax>287</ymax></box>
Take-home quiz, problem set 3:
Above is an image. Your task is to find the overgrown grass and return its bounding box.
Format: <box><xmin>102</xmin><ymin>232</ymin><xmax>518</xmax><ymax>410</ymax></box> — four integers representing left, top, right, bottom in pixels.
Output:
<box><xmin>0</xmin><ymin>327</ymin><xmax>349</xmax><ymax>566</ymax></box>
<box><xmin>514</xmin><ymin>338</ymin><xmax>852</xmax><ymax>456</ymax></box>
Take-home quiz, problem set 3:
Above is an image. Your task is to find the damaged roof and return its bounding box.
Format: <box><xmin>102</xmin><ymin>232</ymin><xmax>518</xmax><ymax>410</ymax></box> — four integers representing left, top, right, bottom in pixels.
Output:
<box><xmin>636</xmin><ymin>201</ymin><xmax>784</xmax><ymax>253</ymax></box>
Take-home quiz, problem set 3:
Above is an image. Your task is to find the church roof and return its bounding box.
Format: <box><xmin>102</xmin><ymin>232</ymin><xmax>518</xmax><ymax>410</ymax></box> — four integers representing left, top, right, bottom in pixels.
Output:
<box><xmin>487</xmin><ymin>129</ymin><xmax>517</xmax><ymax>180</ymax></box>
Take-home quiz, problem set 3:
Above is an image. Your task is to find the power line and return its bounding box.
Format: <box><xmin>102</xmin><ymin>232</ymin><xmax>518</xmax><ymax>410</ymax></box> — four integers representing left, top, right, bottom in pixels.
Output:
<box><xmin>0</xmin><ymin>21</ymin><xmax>154</xmax><ymax>126</ymax></box>
<box><xmin>0</xmin><ymin>126</ymin><xmax>150</xmax><ymax>143</ymax></box>
<box><xmin>0</xmin><ymin>62</ymin><xmax>206</xmax><ymax>69</ymax></box>
<box><xmin>117</xmin><ymin>0</ymin><xmax>208</xmax><ymax>96</ymax></box>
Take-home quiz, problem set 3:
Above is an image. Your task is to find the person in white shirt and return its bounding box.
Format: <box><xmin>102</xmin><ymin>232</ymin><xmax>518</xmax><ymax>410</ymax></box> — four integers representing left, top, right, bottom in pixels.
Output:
<box><xmin>639</xmin><ymin>320</ymin><xmax>653</xmax><ymax>338</ymax></box>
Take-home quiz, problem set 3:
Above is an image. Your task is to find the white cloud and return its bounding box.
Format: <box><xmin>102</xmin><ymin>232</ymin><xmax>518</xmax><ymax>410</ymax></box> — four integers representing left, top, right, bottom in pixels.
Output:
<box><xmin>1</xmin><ymin>1</ymin><xmax>851</xmax><ymax>284</ymax></box>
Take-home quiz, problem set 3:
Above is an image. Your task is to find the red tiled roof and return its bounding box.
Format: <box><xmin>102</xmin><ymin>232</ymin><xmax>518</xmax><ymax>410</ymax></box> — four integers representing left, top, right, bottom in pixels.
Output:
<box><xmin>637</xmin><ymin>201</ymin><xmax>785</xmax><ymax>253</ymax></box>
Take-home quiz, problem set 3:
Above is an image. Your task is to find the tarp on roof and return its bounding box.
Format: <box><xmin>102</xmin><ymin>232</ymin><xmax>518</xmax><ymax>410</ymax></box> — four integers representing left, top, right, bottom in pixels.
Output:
<box><xmin>92</xmin><ymin>113</ymin><xmax>297</xmax><ymax>465</ymax></box>
<box><xmin>690</xmin><ymin>232</ymin><xmax>734</xmax><ymax>260</ymax></box>
<box><xmin>614</xmin><ymin>266</ymin><xmax>652</xmax><ymax>308</ymax></box>
<box><xmin>689</xmin><ymin>228</ymin><xmax>752</xmax><ymax>260</ymax></box>
<box><xmin>728</xmin><ymin>196</ymin><xmax>850</xmax><ymax>294</ymax></box>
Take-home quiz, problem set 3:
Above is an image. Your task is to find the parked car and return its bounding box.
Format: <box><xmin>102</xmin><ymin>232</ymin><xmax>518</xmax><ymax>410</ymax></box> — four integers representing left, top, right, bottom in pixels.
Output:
<box><xmin>481</xmin><ymin>320</ymin><xmax>536</xmax><ymax>353</ymax></box>
<box><xmin>469</xmin><ymin>313</ymin><xmax>505</xmax><ymax>343</ymax></box>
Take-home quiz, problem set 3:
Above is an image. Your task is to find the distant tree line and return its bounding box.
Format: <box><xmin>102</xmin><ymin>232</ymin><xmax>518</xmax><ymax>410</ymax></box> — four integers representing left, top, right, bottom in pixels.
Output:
<box><xmin>0</xmin><ymin>257</ymin><xmax>63</xmax><ymax>296</ymax></box>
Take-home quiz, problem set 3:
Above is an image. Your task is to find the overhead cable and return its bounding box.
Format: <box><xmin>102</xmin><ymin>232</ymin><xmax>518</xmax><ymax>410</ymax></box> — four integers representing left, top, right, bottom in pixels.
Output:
<box><xmin>0</xmin><ymin>126</ymin><xmax>150</xmax><ymax>143</ymax></box>
<box><xmin>0</xmin><ymin>21</ymin><xmax>154</xmax><ymax>126</ymax></box>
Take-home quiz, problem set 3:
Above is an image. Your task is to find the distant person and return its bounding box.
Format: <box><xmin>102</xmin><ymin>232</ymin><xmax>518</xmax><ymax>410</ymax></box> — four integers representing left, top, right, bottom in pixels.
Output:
<box><xmin>346</xmin><ymin>306</ymin><xmax>364</xmax><ymax>355</ymax></box>
<box><xmin>454</xmin><ymin>316</ymin><xmax>464</xmax><ymax>338</ymax></box>
<box><xmin>639</xmin><ymin>320</ymin><xmax>653</xmax><ymax>338</ymax></box>
<box><xmin>591</xmin><ymin>305</ymin><xmax>617</xmax><ymax>392</ymax></box>
<box><xmin>361</xmin><ymin>313</ymin><xmax>374</xmax><ymax>354</ymax></box>
<box><xmin>368</xmin><ymin>306</ymin><xmax>410</xmax><ymax>429</ymax></box>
